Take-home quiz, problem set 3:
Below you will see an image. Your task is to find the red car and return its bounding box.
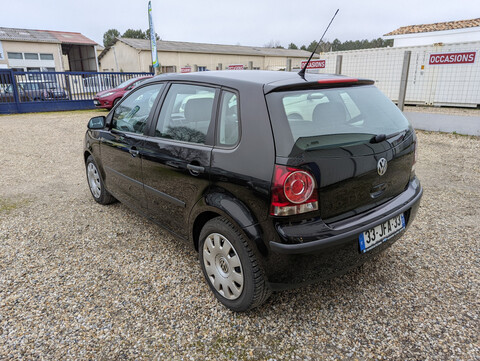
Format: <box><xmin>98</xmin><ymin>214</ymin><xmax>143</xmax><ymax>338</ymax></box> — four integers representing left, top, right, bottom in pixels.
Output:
<box><xmin>93</xmin><ymin>76</ymin><xmax>152</xmax><ymax>110</ymax></box>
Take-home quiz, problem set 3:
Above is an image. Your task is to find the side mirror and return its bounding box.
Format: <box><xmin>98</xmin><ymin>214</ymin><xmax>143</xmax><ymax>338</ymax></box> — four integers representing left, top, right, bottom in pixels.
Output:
<box><xmin>88</xmin><ymin>116</ymin><xmax>106</xmax><ymax>129</ymax></box>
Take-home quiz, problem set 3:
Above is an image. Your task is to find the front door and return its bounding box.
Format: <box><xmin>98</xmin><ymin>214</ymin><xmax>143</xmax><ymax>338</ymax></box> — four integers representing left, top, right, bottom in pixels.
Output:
<box><xmin>101</xmin><ymin>83</ymin><xmax>164</xmax><ymax>211</ymax></box>
<box><xmin>142</xmin><ymin>83</ymin><xmax>217</xmax><ymax>238</ymax></box>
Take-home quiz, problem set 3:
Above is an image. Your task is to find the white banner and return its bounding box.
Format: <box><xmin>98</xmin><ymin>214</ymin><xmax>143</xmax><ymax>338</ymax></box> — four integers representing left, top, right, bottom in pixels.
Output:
<box><xmin>148</xmin><ymin>1</ymin><xmax>159</xmax><ymax>68</ymax></box>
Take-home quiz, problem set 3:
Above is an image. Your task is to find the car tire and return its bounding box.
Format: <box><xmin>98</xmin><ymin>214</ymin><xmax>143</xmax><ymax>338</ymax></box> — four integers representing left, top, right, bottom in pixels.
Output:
<box><xmin>85</xmin><ymin>155</ymin><xmax>116</xmax><ymax>205</ymax></box>
<box><xmin>199</xmin><ymin>217</ymin><xmax>271</xmax><ymax>312</ymax></box>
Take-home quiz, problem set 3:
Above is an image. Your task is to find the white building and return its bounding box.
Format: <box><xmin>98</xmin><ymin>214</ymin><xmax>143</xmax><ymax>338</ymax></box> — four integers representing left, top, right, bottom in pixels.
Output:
<box><xmin>98</xmin><ymin>38</ymin><xmax>311</xmax><ymax>73</ymax></box>
<box><xmin>0</xmin><ymin>27</ymin><xmax>99</xmax><ymax>72</ymax></box>
<box><xmin>384</xmin><ymin>18</ymin><xmax>480</xmax><ymax>47</ymax></box>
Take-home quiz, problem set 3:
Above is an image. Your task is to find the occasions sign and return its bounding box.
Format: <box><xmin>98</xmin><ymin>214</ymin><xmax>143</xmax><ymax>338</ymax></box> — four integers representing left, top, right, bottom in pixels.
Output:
<box><xmin>301</xmin><ymin>60</ymin><xmax>326</xmax><ymax>69</ymax></box>
<box><xmin>181</xmin><ymin>67</ymin><xmax>192</xmax><ymax>73</ymax></box>
<box><xmin>429</xmin><ymin>52</ymin><xmax>476</xmax><ymax>65</ymax></box>
<box><xmin>227</xmin><ymin>64</ymin><xmax>244</xmax><ymax>70</ymax></box>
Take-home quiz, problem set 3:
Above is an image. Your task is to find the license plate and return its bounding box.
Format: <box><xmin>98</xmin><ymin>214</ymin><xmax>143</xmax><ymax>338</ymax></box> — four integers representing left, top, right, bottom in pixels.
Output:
<box><xmin>359</xmin><ymin>214</ymin><xmax>405</xmax><ymax>253</ymax></box>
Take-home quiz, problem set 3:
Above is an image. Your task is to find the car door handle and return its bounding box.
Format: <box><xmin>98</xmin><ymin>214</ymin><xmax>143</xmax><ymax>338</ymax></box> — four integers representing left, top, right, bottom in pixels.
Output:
<box><xmin>129</xmin><ymin>147</ymin><xmax>140</xmax><ymax>157</ymax></box>
<box><xmin>187</xmin><ymin>164</ymin><xmax>205</xmax><ymax>175</ymax></box>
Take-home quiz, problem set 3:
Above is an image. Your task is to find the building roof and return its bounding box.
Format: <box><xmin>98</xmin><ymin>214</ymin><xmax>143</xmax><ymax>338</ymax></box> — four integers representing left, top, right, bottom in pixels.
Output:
<box><xmin>0</xmin><ymin>27</ymin><xmax>97</xmax><ymax>45</ymax></box>
<box><xmin>0</xmin><ymin>27</ymin><xmax>59</xmax><ymax>43</ymax></box>
<box><xmin>384</xmin><ymin>18</ymin><xmax>480</xmax><ymax>36</ymax></box>
<box><xmin>115</xmin><ymin>38</ymin><xmax>311</xmax><ymax>58</ymax></box>
<box><xmin>38</xmin><ymin>30</ymin><xmax>97</xmax><ymax>45</ymax></box>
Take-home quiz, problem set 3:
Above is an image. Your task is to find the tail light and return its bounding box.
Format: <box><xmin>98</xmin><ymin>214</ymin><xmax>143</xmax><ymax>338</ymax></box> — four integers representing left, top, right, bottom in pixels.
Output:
<box><xmin>270</xmin><ymin>165</ymin><xmax>318</xmax><ymax>216</ymax></box>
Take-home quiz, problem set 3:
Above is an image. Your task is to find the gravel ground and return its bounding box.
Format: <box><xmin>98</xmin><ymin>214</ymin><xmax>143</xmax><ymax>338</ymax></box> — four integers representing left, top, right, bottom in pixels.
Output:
<box><xmin>0</xmin><ymin>110</ymin><xmax>479</xmax><ymax>360</ymax></box>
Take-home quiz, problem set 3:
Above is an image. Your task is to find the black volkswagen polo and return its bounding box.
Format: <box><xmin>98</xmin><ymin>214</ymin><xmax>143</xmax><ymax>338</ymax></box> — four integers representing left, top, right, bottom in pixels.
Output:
<box><xmin>84</xmin><ymin>70</ymin><xmax>422</xmax><ymax>311</ymax></box>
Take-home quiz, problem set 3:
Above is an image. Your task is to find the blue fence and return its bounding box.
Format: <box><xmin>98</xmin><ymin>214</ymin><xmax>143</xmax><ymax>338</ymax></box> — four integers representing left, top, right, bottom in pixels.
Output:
<box><xmin>0</xmin><ymin>70</ymin><xmax>153</xmax><ymax>114</ymax></box>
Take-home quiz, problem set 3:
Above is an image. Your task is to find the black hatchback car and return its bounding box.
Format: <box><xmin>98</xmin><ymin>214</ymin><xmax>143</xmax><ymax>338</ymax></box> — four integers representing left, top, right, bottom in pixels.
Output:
<box><xmin>84</xmin><ymin>70</ymin><xmax>422</xmax><ymax>311</ymax></box>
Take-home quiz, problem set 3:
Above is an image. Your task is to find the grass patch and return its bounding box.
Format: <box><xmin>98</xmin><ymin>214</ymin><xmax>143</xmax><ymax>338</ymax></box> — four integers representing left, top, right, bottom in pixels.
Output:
<box><xmin>0</xmin><ymin>198</ymin><xmax>29</xmax><ymax>214</ymax></box>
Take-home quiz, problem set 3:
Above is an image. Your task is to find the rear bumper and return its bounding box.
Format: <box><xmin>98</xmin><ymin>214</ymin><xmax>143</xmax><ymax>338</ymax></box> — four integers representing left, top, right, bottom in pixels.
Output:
<box><xmin>270</xmin><ymin>178</ymin><xmax>422</xmax><ymax>254</ymax></box>
<box><xmin>263</xmin><ymin>178</ymin><xmax>422</xmax><ymax>287</ymax></box>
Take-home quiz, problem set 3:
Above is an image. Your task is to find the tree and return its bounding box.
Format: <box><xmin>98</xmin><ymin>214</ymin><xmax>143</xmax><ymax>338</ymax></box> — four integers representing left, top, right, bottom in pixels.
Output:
<box><xmin>318</xmin><ymin>40</ymin><xmax>331</xmax><ymax>53</ymax></box>
<box><xmin>122</xmin><ymin>29</ymin><xmax>147</xmax><ymax>39</ymax></box>
<box><xmin>103</xmin><ymin>29</ymin><xmax>120</xmax><ymax>47</ymax></box>
<box><xmin>331</xmin><ymin>38</ymin><xmax>342</xmax><ymax>51</ymax></box>
<box><xmin>301</xmin><ymin>37</ymin><xmax>394</xmax><ymax>52</ymax></box>
<box><xmin>300</xmin><ymin>45</ymin><xmax>307</xmax><ymax>51</ymax></box>
<box><xmin>306</xmin><ymin>40</ymin><xmax>318</xmax><ymax>53</ymax></box>
<box><xmin>288</xmin><ymin>43</ymin><xmax>298</xmax><ymax>50</ymax></box>
<box><xmin>264</xmin><ymin>40</ymin><xmax>284</xmax><ymax>48</ymax></box>
<box><xmin>146</xmin><ymin>29</ymin><xmax>161</xmax><ymax>41</ymax></box>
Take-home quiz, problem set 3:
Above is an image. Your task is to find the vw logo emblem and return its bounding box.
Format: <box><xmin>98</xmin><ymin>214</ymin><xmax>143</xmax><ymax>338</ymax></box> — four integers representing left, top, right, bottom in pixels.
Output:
<box><xmin>377</xmin><ymin>158</ymin><xmax>388</xmax><ymax>176</ymax></box>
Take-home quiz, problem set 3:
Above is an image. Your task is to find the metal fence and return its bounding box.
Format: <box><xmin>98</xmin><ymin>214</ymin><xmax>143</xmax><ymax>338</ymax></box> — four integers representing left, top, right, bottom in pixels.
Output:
<box><xmin>2</xmin><ymin>42</ymin><xmax>479</xmax><ymax>114</ymax></box>
<box><xmin>308</xmin><ymin>41</ymin><xmax>480</xmax><ymax>108</ymax></box>
<box><xmin>0</xmin><ymin>70</ymin><xmax>153</xmax><ymax>114</ymax></box>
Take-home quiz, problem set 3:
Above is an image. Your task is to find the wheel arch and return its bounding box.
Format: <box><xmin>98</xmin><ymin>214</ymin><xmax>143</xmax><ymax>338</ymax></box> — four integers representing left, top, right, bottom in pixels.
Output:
<box><xmin>83</xmin><ymin>150</ymin><xmax>92</xmax><ymax>163</ymax></box>
<box><xmin>190</xmin><ymin>189</ymin><xmax>268</xmax><ymax>257</ymax></box>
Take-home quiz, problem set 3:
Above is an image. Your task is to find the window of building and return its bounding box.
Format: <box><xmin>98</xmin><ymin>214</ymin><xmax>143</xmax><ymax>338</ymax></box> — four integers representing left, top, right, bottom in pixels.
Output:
<box><xmin>40</xmin><ymin>53</ymin><xmax>54</xmax><ymax>60</ymax></box>
<box><xmin>198</xmin><ymin>66</ymin><xmax>207</xmax><ymax>72</ymax></box>
<box><xmin>7</xmin><ymin>52</ymin><xmax>23</xmax><ymax>60</ymax></box>
<box><xmin>160</xmin><ymin>65</ymin><xmax>176</xmax><ymax>73</ymax></box>
<box><xmin>24</xmin><ymin>53</ymin><xmax>39</xmax><ymax>60</ymax></box>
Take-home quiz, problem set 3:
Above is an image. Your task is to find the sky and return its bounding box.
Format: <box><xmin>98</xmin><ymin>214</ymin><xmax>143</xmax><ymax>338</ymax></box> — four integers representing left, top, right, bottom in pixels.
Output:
<box><xmin>2</xmin><ymin>0</ymin><xmax>480</xmax><ymax>48</ymax></box>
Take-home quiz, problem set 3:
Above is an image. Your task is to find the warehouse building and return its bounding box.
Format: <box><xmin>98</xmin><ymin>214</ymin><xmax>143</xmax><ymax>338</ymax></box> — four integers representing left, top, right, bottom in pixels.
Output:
<box><xmin>98</xmin><ymin>38</ymin><xmax>311</xmax><ymax>73</ymax></box>
<box><xmin>0</xmin><ymin>27</ymin><xmax>99</xmax><ymax>72</ymax></box>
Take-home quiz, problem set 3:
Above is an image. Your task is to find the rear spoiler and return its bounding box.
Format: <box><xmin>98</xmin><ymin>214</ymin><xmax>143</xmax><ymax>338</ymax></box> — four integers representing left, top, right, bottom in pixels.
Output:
<box><xmin>264</xmin><ymin>77</ymin><xmax>374</xmax><ymax>94</ymax></box>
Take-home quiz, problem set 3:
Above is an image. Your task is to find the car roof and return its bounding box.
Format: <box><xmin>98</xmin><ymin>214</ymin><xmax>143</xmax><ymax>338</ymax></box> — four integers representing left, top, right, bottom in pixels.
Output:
<box><xmin>145</xmin><ymin>70</ymin><xmax>373</xmax><ymax>93</ymax></box>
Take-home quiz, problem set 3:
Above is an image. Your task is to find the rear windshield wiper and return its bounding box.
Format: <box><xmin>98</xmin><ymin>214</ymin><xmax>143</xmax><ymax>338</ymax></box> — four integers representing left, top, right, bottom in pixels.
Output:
<box><xmin>370</xmin><ymin>134</ymin><xmax>387</xmax><ymax>143</ymax></box>
<box><xmin>370</xmin><ymin>129</ymin><xmax>408</xmax><ymax>143</ymax></box>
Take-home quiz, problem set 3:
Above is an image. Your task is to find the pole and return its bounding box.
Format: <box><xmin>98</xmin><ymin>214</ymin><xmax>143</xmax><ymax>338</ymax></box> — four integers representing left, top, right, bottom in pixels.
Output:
<box><xmin>335</xmin><ymin>55</ymin><xmax>342</xmax><ymax>75</ymax></box>
<box><xmin>286</xmin><ymin>59</ymin><xmax>292</xmax><ymax>72</ymax></box>
<box><xmin>398</xmin><ymin>51</ymin><xmax>411</xmax><ymax>111</ymax></box>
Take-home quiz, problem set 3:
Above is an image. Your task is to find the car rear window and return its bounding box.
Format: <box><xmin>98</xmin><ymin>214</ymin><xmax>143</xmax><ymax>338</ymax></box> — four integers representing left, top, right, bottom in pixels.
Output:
<box><xmin>266</xmin><ymin>85</ymin><xmax>412</xmax><ymax>156</ymax></box>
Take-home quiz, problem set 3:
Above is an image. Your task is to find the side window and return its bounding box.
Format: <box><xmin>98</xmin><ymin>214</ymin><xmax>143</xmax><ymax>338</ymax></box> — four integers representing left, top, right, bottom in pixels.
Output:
<box><xmin>112</xmin><ymin>84</ymin><xmax>163</xmax><ymax>134</ymax></box>
<box><xmin>155</xmin><ymin>84</ymin><xmax>215</xmax><ymax>144</ymax></box>
<box><xmin>218</xmin><ymin>91</ymin><xmax>239</xmax><ymax>146</ymax></box>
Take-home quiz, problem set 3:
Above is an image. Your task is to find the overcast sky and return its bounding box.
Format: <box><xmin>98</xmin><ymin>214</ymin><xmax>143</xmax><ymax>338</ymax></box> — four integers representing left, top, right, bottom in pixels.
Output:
<box><xmin>3</xmin><ymin>0</ymin><xmax>480</xmax><ymax>47</ymax></box>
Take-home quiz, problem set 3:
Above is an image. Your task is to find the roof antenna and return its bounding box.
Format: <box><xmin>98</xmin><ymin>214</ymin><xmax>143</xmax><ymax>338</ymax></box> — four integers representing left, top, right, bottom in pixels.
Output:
<box><xmin>298</xmin><ymin>9</ymin><xmax>339</xmax><ymax>79</ymax></box>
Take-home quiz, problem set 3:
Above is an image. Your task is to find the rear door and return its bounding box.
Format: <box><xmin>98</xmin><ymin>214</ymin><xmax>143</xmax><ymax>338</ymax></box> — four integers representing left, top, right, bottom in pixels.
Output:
<box><xmin>267</xmin><ymin>85</ymin><xmax>415</xmax><ymax>221</ymax></box>
<box><xmin>142</xmin><ymin>83</ymin><xmax>217</xmax><ymax>238</ymax></box>
<box><xmin>101</xmin><ymin>83</ymin><xmax>164</xmax><ymax>211</ymax></box>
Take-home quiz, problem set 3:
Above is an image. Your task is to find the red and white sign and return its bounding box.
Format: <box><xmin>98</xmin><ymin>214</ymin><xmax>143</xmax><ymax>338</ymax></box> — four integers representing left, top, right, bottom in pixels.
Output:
<box><xmin>429</xmin><ymin>52</ymin><xmax>476</xmax><ymax>65</ymax></box>
<box><xmin>181</xmin><ymin>67</ymin><xmax>192</xmax><ymax>73</ymax></box>
<box><xmin>227</xmin><ymin>64</ymin><xmax>244</xmax><ymax>70</ymax></box>
<box><xmin>301</xmin><ymin>60</ymin><xmax>326</xmax><ymax>69</ymax></box>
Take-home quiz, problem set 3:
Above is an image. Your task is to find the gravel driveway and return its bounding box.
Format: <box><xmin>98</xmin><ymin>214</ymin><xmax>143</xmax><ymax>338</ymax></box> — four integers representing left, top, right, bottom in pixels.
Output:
<box><xmin>0</xmin><ymin>110</ymin><xmax>479</xmax><ymax>360</ymax></box>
